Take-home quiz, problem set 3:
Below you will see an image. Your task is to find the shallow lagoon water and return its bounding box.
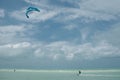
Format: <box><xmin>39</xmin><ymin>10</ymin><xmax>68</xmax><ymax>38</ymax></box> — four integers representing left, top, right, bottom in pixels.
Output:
<box><xmin>0</xmin><ymin>69</ymin><xmax>120</xmax><ymax>80</ymax></box>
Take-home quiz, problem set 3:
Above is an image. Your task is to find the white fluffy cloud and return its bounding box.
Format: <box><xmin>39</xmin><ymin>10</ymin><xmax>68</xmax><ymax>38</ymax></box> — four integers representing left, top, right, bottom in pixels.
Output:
<box><xmin>0</xmin><ymin>24</ymin><xmax>33</xmax><ymax>44</ymax></box>
<box><xmin>0</xmin><ymin>41</ymin><xmax>119</xmax><ymax>60</ymax></box>
<box><xmin>0</xmin><ymin>42</ymin><xmax>32</xmax><ymax>57</ymax></box>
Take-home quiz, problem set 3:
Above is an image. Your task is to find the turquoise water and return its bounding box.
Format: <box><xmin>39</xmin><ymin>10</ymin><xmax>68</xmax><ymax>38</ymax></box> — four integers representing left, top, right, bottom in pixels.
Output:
<box><xmin>0</xmin><ymin>69</ymin><xmax>120</xmax><ymax>80</ymax></box>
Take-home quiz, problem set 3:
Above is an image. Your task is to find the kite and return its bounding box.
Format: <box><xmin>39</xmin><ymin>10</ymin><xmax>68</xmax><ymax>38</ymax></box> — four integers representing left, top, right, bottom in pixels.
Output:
<box><xmin>26</xmin><ymin>7</ymin><xmax>40</xmax><ymax>18</ymax></box>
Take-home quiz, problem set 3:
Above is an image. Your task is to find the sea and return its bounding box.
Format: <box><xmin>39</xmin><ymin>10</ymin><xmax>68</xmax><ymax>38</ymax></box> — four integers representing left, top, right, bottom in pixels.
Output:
<box><xmin>0</xmin><ymin>69</ymin><xmax>120</xmax><ymax>80</ymax></box>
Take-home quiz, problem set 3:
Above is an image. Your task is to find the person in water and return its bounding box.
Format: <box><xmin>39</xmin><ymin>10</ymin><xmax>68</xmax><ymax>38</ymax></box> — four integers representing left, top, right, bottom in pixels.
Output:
<box><xmin>14</xmin><ymin>69</ymin><xmax>16</xmax><ymax>72</ymax></box>
<box><xmin>77</xmin><ymin>70</ymin><xmax>81</xmax><ymax>76</ymax></box>
<box><xmin>79</xmin><ymin>70</ymin><xmax>81</xmax><ymax>75</ymax></box>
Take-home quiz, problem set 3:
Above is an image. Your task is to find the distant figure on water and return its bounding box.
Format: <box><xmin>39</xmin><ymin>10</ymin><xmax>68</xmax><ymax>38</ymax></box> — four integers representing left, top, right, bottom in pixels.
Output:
<box><xmin>14</xmin><ymin>69</ymin><xmax>16</xmax><ymax>72</ymax></box>
<box><xmin>77</xmin><ymin>70</ymin><xmax>81</xmax><ymax>76</ymax></box>
<box><xmin>79</xmin><ymin>70</ymin><xmax>81</xmax><ymax>74</ymax></box>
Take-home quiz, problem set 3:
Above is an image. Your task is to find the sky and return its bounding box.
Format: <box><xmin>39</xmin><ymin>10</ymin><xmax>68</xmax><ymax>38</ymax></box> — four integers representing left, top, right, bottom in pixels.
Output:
<box><xmin>0</xmin><ymin>0</ymin><xmax>120</xmax><ymax>69</ymax></box>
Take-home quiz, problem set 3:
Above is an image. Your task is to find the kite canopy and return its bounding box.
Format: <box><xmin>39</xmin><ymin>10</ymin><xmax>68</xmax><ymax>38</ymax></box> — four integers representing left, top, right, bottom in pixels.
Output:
<box><xmin>26</xmin><ymin>7</ymin><xmax>40</xmax><ymax>18</ymax></box>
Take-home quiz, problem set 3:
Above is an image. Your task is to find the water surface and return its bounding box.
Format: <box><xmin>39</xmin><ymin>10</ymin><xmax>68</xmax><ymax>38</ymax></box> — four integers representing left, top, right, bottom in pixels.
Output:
<box><xmin>0</xmin><ymin>69</ymin><xmax>120</xmax><ymax>80</ymax></box>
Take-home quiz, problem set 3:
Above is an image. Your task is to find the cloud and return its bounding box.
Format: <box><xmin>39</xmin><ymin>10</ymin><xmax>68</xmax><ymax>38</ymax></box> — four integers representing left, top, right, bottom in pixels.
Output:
<box><xmin>4</xmin><ymin>42</ymin><xmax>31</xmax><ymax>49</ymax></box>
<box><xmin>68</xmin><ymin>0</ymin><xmax>120</xmax><ymax>22</ymax></box>
<box><xmin>9</xmin><ymin>0</ymin><xmax>120</xmax><ymax>23</ymax></box>
<box><xmin>0</xmin><ymin>42</ymin><xmax>32</xmax><ymax>57</ymax></box>
<box><xmin>33</xmin><ymin>40</ymin><xmax>120</xmax><ymax>60</ymax></box>
<box><xmin>1</xmin><ymin>0</ymin><xmax>120</xmax><ymax>62</ymax></box>
<box><xmin>79</xmin><ymin>0</ymin><xmax>120</xmax><ymax>22</ymax></box>
<box><xmin>93</xmin><ymin>22</ymin><xmax>120</xmax><ymax>47</ymax></box>
<box><xmin>24</xmin><ymin>0</ymin><xmax>80</xmax><ymax>8</ymax></box>
<box><xmin>63</xmin><ymin>9</ymin><xmax>116</xmax><ymax>22</ymax></box>
<box><xmin>81</xmin><ymin>0</ymin><xmax>120</xmax><ymax>15</ymax></box>
<box><xmin>0</xmin><ymin>9</ymin><xmax>5</xmax><ymax>18</ymax></box>
<box><xmin>1</xmin><ymin>40</ymin><xmax>119</xmax><ymax>60</ymax></box>
<box><xmin>0</xmin><ymin>42</ymin><xmax>30</xmax><ymax>57</ymax></box>
<box><xmin>64</xmin><ymin>24</ymin><xmax>78</xmax><ymax>31</ymax></box>
<box><xmin>0</xmin><ymin>24</ymin><xmax>33</xmax><ymax>44</ymax></box>
<box><xmin>80</xmin><ymin>27</ymin><xmax>90</xmax><ymax>42</ymax></box>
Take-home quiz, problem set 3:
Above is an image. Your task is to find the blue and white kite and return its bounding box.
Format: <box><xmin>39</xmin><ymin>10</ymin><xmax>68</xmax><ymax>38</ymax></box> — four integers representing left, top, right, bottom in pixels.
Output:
<box><xmin>26</xmin><ymin>7</ymin><xmax>40</xmax><ymax>18</ymax></box>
